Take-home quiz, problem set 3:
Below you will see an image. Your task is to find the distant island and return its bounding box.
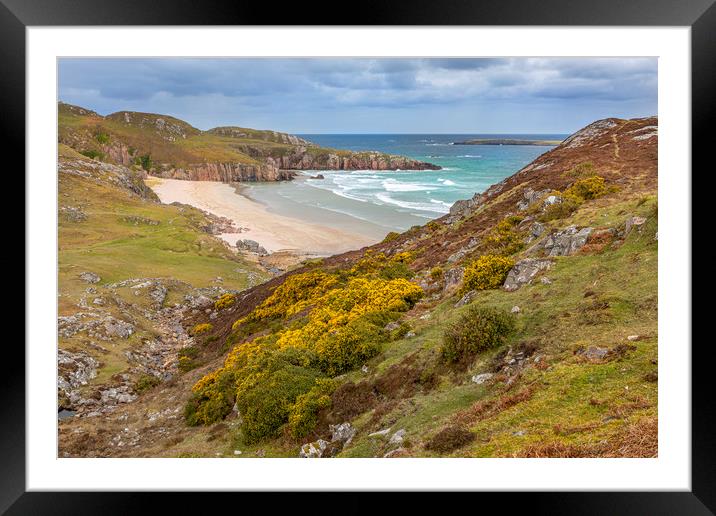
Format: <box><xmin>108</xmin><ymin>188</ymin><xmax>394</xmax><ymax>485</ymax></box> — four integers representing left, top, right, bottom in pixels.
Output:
<box><xmin>453</xmin><ymin>138</ymin><xmax>563</xmax><ymax>146</ymax></box>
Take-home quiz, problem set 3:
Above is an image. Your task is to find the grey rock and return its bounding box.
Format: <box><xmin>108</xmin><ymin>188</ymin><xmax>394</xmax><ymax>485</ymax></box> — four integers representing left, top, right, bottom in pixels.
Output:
<box><xmin>541</xmin><ymin>226</ymin><xmax>593</xmax><ymax>256</ymax></box>
<box><xmin>389</xmin><ymin>428</ymin><xmax>406</xmax><ymax>445</ymax></box>
<box><xmin>329</xmin><ymin>422</ymin><xmax>356</xmax><ymax>445</ymax></box>
<box><xmin>503</xmin><ymin>259</ymin><xmax>553</xmax><ymax>292</ymax></box>
<box><xmin>384</xmin><ymin>321</ymin><xmax>400</xmax><ymax>331</ymax></box>
<box><xmin>368</xmin><ymin>428</ymin><xmax>392</xmax><ymax>438</ymax></box>
<box><xmin>236</xmin><ymin>239</ymin><xmax>268</xmax><ymax>256</ymax></box>
<box><xmin>405</xmin><ymin>331</ymin><xmax>416</xmax><ymax>338</ymax></box>
<box><xmin>103</xmin><ymin>318</ymin><xmax>135</xmax><ymax>339</ymax></box>
<box><xmin>449</xmin><ymin>193</ymin><xmax>485</xmax><ymax>219</ymax></box>
<box><xmin>625</xmin><ymin>216</ymin><xmax>647</xmax><ymax>235</ymax></box>
<box><xmin>454</xmin><ymin>290</ymin><xmax>476</xmax><ymax>308</ymax></box>
<box><xmin>511</xmin><ymin>305</ymin><xmax>521</xmax><ymax>313</ymax></box>
<box><xmin>79</xmin><ymin>271</ymin><xmax>101</xmax><ymax>284</ymax></box>
<box><xmin>540</xmin><ymin>277</ymin><xmax>552</xmax><ymax>285</ymax></box>
<box><xmin>582</xmin><ymin>346</ymin><xmax>609</xmax><ymax>360</ymax></box>
<box><xmin>443</xmin><ymin>267</ymin><xmax>464</xmax><ymax>293</ymax></box>
<box><xmin>471</xmin><ymin>373</ymin><xmax>494</xmax><ymax>385</ymax></box>
<box><xmin>299</xmin><ymin>439</ymin><xmax>329</xmax><ymax>458</ymax></box>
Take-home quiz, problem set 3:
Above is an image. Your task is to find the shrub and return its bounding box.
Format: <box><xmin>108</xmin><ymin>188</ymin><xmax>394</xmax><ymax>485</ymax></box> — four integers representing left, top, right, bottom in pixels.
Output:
<box><xmin>441</xmin><ymin>306</ymin><xmax>515</xmax><ymax>363</ymax></box>
<box><xmin>191</xmin><ymin>323</ymin><xmax>213</xmax><ymax>335</ymax></box>
<box><xmin>134</xmin><ymin>374</ymin><xmax>160</xmax><ymax>394</ymax></box>
<box><xmin>235</xmin><ymin>271</ymin><xmax>338</xmax><ymax>328</ymax></box>
<box><xmin>137</xmin><ymin>154</ymin><xmax>153</xmax><ymax>171</ymax></box>
<box><xmin>565</xmin><ymin>175</ymin><xmax>607</xmax><ymax>200</ymax></box>
<box><xmin>287</xmin><ymin>378</ymin><xmax>336</xmax><ymax>438</ymax></box>
<box><xmin>80</xmin><ymin>149</ymin><xmax>104</xmax><ymax>161</ymax></box>
<box><xmin>382</xmin><ymin>231</ymin><xmax>400</xmax><ymax>243</ymax></box>
<box><xmin>484</xmin><ymin>217</ymin><xmax>525</xmax><ymax>256</ymax></box>
<box><xmin>425</xmin><ymin>425</ymin><xmax>476</xmax><ymax>453</ymax></box>
<box><xmin>567</xmin><ymin>161</ymin><xmax>595</xmax><ymax>178</ymax></box>
<box><xmin>426</xmin><ymin>221</ymin><xmax>440</xmax><ymax>232</ymax></box>
<box><xmin>237</xmin><ymin>364</ymin><xmax>322</xmax><ymax>443</ymax></box>
<box><xmin>462</xmin><ymin>255</ymin><xmax>514</xmax><ymax>293</ymax></box>
<box><xmin>94</xmin><ymin>131</ymin><xmax>110</xmax><ymax>144</ymax></box>
<box><xmin>430</xmin><ymin>266</ymin><xmax>444</xmax><ymax>281</ymax></box>
<box><xmin>214</xmin><ymin>293</ymin><xmax>236</xmax><ymax>310</ymax></box>
<box><xmin>539</xmin><ymin>191</ymin><xmax>582</xmax><ymax>222</ymax></box>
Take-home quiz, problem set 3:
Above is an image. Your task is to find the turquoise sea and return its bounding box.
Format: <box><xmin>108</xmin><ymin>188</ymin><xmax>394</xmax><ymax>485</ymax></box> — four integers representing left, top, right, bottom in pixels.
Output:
<box><xmin>242</xmin><ymin>134</ymin><xmax>566</xmax><ymax>239</ymax></box>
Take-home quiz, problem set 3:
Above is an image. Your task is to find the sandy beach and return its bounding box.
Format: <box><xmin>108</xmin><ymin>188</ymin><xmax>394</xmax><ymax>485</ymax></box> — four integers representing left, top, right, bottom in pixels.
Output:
<box><xmin>146</xmin><ymin>177</ymin><xmax>378</xmax><ymax>256</ymax></box>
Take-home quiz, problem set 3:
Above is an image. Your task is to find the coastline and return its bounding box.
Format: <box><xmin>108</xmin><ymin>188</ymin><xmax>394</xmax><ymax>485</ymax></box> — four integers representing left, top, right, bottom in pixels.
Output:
<box><xmin>145</xmin><ymin>177</ymin><xmax>380</xmax><ymax>257</ymax></box>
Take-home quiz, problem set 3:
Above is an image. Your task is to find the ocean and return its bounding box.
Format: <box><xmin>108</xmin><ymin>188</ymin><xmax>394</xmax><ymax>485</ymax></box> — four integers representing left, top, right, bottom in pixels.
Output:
<box><xmin>241</xmin><ymin>134</ymin><xmax>566</xmax><ymax>239</ymax></box>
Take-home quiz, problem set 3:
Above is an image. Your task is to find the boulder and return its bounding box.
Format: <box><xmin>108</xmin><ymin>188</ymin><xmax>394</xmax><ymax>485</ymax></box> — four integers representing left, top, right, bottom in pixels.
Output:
<box><xmin>236</xmin><ymin>239</ymin><xmax>268</xmax><ymax>256</ymax></box>
<box><xmin>449</xmin><ymin>193</ymin><xmax>485</xmax><ymax>219</ymax></box>
<box><xmin>625</xmin><ymin>216</ymin><xmax>647</xmax><ymax>235</ymax></box>
<box><xmin>443</xmin><ymin>267</ymin><xmax>464</xmax><ymax>293</ymax></box>
<box><xmin>471</xmin><ymin>373</ymin><xmax>494</xmax><ymax>385</ymax></box>
<box><xmin>79</xmin><ymin>271</ymin><xmax>101</xmax><ymax>284</ymax></box>
<box><xmin>503</xmin><ymin>259</ymin><xmax>553</xmax><ymax>292</ymax></box>
<box><xmin>581</xmin><ymin>346</ymin><xmax>609</xmax><ymax>360</ymax></box>
<box><xmin>454</xmin><ymin>290</ymin><xmax>476</xmax><ymax>308</ymax></box>
<box><xmin>299</xmin><ymin>439</ymin><xmax>329</xmax><ymax>458</ymax></box>
<box><xmin>541</xmin><ymin>226</ymin><xmax>593</xmax><ymax>256</ymax></box>
<box><xmin>384</xmin><ymin>321</ymin><xmax>400</xmax><ymax>331</ymax></box>
<box><xmin>329</xmin><ymin>422</ymin><xmax>356</xmax><ymax>445</ymax></box>
<box><xmin>389</xmin><ymin>428</ymin><xmax>406</xmax><ymax>445</ymax></box>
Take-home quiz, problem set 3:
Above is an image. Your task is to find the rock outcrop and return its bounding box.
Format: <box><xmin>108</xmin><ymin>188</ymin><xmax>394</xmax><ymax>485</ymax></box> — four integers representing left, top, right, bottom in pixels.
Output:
<box><xmin>503</xmin><ymin>259</ymin><xmax>553</xmax><ymax>291</ymax></box>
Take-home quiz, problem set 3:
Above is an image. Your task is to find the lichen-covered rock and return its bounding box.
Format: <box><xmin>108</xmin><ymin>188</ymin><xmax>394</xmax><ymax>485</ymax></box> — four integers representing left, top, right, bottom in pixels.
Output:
<box><xmin>330</xmin><ymin>422</ymin><xmax>356</xmax><ymax>445</ymax></box>
<box><xmin>454</xmin><ymin>290</ymin><xmax>476</xmax><ymax>308</ymax></box>
<box><xmin>443</xmin><ymin>267</ymin><xmax>465</xmax><ymax>293</ymax></box>
<box><xmin>625</xmin><ymin>216</ymin><xmax>647</xmax><ymax>235</ymax></box>
<box><xmin>299</xmin><ymin>439</ymin><xmax>329</xmax><ymax>458</ymax></box>
<box><xmin>236</xmin><ymin>239</ymin><xmax>268</xmax><ymax>256</ymax></box>
<box><xmin>541</xmin><ymin>226</ymin><xmax>593</xmax><ymax>256</ymax></box>
<box><xmin>503</xmin><ymin>259</ymin><xmax>553</xmax><ymax>292</ymax></box>
<box><xmin>79</xmin><ymin>271</ymin><xmax>101</xmax><ymax>284</ymax></box>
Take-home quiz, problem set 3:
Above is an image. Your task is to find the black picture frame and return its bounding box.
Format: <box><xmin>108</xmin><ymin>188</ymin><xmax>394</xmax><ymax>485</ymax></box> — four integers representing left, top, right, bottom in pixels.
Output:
<box><xmin>7</xmin><ymin>0</ymin><xmax>709</xmax><ymax>513</ymax></box>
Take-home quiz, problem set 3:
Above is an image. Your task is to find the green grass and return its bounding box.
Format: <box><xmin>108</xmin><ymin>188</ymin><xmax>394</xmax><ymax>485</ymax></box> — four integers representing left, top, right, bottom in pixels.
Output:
<box><xmin>335</xmin><ymin>209</ymin><xmax>657</xmax><ymax>457</ymax></box>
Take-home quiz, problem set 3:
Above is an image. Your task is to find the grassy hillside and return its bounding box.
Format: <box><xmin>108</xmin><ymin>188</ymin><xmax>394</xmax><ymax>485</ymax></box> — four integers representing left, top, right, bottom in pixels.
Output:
<box><xmin>58</xmin><ymin>117</ymin><xmax>658</xmax><ymax>459</ymax></box>
<box><xmin>57</xmin><ymin>102</ymin><xmax>439</xmax><ymax>175</ymax></box>
<box><xmin>58</xmin><ymin>147</ymin><xmax>269</xmax><ymax>408</ymax></box>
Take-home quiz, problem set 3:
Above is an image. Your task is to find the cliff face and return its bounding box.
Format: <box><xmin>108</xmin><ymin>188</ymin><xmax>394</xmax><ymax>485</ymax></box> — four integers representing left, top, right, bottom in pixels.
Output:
<box><xmin>58</xmin><ymin>102</ymin><xmax>441</xmax><ymax>182</ymax></box>
<box><xmin>156</xmin><ymin>162</ymin><xmax>293</xmax><ymax>182</ymax></box>
<box><xmin>264</xmin><ymin>150</ymin><xmax>440</xmax><ymax>171</ymax></box>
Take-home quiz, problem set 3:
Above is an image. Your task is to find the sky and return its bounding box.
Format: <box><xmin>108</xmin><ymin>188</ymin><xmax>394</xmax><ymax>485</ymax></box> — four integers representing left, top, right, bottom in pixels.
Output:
<box><xmin>58</xmin><ymin>58</ymin><xmax>657</xmax><ymax>134</ymax></box>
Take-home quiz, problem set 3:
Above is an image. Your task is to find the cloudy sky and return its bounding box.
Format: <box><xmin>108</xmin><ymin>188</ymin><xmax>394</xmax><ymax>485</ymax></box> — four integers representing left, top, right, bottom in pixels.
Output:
<box><xmin>58</xmin><ymin>58</ymin><xmax>657</xmax><ymax>134</ymax></box>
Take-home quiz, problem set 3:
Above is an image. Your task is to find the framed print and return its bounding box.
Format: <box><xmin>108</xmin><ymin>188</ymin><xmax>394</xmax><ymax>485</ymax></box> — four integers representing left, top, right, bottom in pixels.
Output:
<box><xmin>7</xmin><ymin>0</ymin><xmax>711</xmax><ymax>512</ymax></box>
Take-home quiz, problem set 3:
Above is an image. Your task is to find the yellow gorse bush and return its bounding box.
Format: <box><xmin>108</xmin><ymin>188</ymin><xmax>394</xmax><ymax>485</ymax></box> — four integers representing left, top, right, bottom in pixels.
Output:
<box><xmin>483</xmin><ymin>216</ymin><xmax>525</xmax><ymax>256</ymax></box>
<box><xmin>187</xmin><ymin>268</ymin><xmax>424</xmax><ymax>433</ymax></box>
<box><xmin>191</xmin><ymin>322</ymin><xmax>213</xmax><ymax>335</ymax></box>
<box><xmin>232</xmin><ymin>271</ymin><xmax>338</xmax><ymax>330</ymax></box>
<box><xmin>462</xmin><ymin>254</ymin><xmax>515</xmax><ymax>293</ymax></box>
<box><xmin>214</xmin><ymin>293</ymin><xmax>236</xmax><ymax>310</ymax></box>
<box><xmin>565</xmin><ymin>175</ymin><xmax>607</xmax><ymax>200</ymax></box>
